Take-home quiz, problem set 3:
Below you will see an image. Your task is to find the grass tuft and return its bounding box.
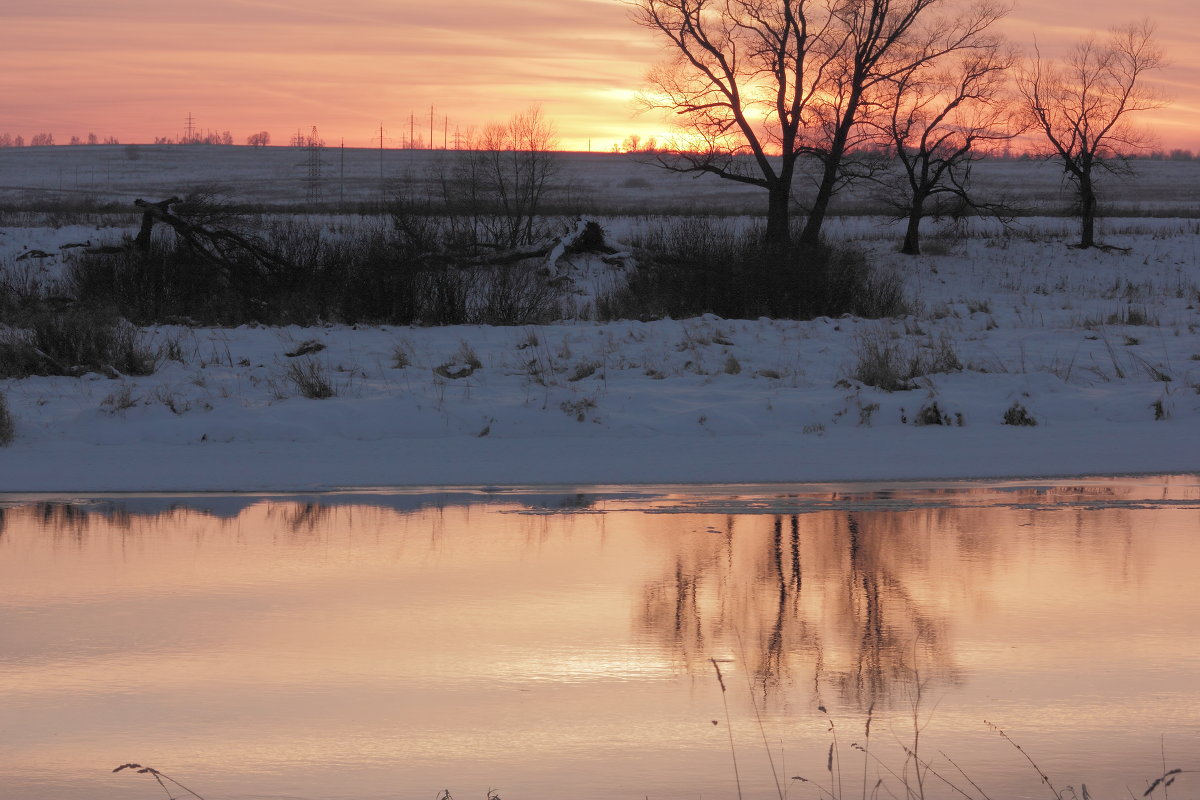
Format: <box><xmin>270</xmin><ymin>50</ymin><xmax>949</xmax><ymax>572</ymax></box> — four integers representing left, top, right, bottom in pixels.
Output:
<box><xmin>283</xmin><ymin>357</ymin><xmax>337</xmax><ymax>399</ymax></box>
<box><xmin>1003</xmin><ymin>403</ymin><xmax>1038</xmax><ymax>426</ymax></box>
<box><xmin>851</xmin><ymin>330</ymin><xmax>962</xmax><ymax>391</ymax></box>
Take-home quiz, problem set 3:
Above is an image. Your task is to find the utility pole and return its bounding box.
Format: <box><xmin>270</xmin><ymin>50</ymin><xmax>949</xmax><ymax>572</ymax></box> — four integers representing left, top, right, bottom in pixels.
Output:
<box><xmin>429</xmin><ymin>105</ymin><xmax>434</xmax><ymax>150</ymax></box>
<box><xmin>184</xmin><ymin>112</ymin><xmax>196</xmax><ymax>144</ymax></box>
<box><xmin>372</xmin><ymin>123</ymin><xmax>390</xmax><ymax>201</ymax></box>
<box><xmin>373</xmin><ymin>123</ymin><xmax>387</xmax><ymax>183</ymax></box>
<box><xmin>409</xmin><ymin>112</ymin><xmax>414</xmax><ymax>149</ymax></box>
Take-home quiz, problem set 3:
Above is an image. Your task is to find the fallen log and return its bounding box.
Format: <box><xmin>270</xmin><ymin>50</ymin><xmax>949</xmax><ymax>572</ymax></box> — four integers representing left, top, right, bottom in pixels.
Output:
<box><xmin>130</xmin><ymin>197</ymin><xmax>289</xmax><ymax>280</ymax></box>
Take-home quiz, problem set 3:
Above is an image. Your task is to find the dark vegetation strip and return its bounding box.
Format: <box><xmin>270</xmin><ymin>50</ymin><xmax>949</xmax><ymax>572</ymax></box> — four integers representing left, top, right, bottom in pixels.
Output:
<box><xmin>0</xmin><ymin>198</ymin><xmax>906</xmax><ymax>385</ymax></box>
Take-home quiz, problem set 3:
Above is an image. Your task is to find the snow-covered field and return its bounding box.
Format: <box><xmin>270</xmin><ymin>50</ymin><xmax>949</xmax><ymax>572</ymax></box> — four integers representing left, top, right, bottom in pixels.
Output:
<box><xmin>4</xmin><ymin>144</ymin><xmax>1200</xmax><ymax>215</ymax></box>
<box><xmin>2</xmin><ymin>201</ymin><xmax>1198</xmax><ymax>492</ymax></box>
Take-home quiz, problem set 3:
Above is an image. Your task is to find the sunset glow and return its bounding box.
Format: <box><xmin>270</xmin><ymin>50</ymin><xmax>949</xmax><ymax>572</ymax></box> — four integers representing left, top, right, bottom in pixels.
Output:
<box><xmin>2</xmin><ymin>0</ymin><xmax>1198</xmax><ymax>152</ymax></box>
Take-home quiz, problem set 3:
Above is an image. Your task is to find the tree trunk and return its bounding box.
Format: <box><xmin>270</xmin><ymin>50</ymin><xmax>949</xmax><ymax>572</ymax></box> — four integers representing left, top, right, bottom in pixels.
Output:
<box><xmin>798</xmin><ymin>158</ymin><xmax>839</xmax><ymax>246</ymax></box>
<box><xmin>1079</xmin><ymin>173</ymin><xmax>1096</xmax><ymax>248</ymax></box>
<box><xmin>798</xmin><ymin>97</ymin><xmax>859</xmax><ymax>247</ymax></box>
<box><xmin>901</xmin><ymin>195</ymin><xmax>927</xmax><ymax>255</ymax></box>
<box><xmin>764</xmin><ymin>183</ymin><xmax>792</xmax><ymax>247</ymax></box>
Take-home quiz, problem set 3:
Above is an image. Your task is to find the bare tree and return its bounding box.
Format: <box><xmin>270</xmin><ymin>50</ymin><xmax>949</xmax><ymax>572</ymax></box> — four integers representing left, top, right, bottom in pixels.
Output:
<box><xmin>881</xmin><ymin>37</ymin><xmax>1020</xmax><ymax>254</ymax></box>
<box><xmin>441</xmin><ymin>106</ymin><xmax>560</xmax><ymax>249</ymax></box>
<box><xmin>1018</xmin><ymin>20</ymin><xmax>1167</xmax><ymax>248</ymax></box>
<box><xmin>629</xmin><ymin>0</ymin><xmax>1009</xmax><ymax>248</ymax></box>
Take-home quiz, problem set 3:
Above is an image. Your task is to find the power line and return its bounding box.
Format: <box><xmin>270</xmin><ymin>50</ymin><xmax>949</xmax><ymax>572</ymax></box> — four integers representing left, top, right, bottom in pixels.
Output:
<box><xmin>305</xmin><ymin>125</ymin><xmax>324</xmax><ymax>204</ymax></box>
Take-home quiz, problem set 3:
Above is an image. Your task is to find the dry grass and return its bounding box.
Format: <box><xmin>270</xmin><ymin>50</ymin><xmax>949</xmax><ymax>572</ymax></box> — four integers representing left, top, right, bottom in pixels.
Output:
<box><xmin>282</xmin><ymin>357</ymin><xmax>337</xmax><ymax>399</ymax></box>
<box><xmin>851</xmin><ymin>330</ymin><xmax>962</xmax><ymax>391</ymax></box>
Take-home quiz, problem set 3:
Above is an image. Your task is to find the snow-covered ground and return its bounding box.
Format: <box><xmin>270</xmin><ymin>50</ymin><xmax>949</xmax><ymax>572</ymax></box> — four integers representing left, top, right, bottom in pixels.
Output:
<box><xmin>4</xmin><ymin>144</ymin><xmax>1200</xmax><ymax>216</ymax></box>
<box><xmin>2</xmin><ymin>213</ymin><xmax>1197</xmax><ymax>493</ymax></box>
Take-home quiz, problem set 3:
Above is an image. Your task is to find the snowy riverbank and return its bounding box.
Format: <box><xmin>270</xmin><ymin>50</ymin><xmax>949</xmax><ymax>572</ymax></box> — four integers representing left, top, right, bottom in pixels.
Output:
<box><xmin>3</xmin><ymin>215</ymin><xmax>1199</xmax><ymax>493</ymax></box>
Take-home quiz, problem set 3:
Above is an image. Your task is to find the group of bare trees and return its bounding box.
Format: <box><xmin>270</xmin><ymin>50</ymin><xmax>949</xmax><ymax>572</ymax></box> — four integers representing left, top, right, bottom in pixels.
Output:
<box><xmin>630</xmin><ymin>0</ymin><xmax>1167</xmax><ymax>252</ymax></box>
<box><xmin>432</xmin><ymin>106</ymin><xmax>561</xmax><ymax>249</ymax></box>
<box><xmin>613</xmin><ymin>133</ymin><xmax>661</xmax><ymax>153</ymax></box>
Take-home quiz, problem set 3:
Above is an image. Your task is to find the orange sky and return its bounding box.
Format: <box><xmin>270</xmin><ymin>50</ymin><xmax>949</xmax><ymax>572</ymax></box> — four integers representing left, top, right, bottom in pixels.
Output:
<box><xmin>1</xmin><ymin>0</ymin><xmax>1198</xmax><ymax>152</ymax></box>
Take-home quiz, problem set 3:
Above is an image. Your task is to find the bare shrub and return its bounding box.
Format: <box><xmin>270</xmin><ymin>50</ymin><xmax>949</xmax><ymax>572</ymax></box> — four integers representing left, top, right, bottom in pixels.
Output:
<box><xmin>435</xmin><ymin>106</ymin><xmax>560</xmax><ymax>249</ymax></box>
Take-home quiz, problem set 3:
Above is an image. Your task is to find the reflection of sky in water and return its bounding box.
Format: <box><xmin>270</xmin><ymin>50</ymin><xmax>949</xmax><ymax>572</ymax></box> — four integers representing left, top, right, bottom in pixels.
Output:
<box><xmin>1</xmin><ymin>477</ymin><xmax>1197</xmax><ymax>800</ymax></box>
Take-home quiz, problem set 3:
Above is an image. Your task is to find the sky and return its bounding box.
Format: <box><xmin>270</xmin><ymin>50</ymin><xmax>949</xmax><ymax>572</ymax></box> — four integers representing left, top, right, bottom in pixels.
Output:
<box><xmin>0</xmin><ymin>0</ymin><xmax>1198</xmax><ymax>152</ymax></box>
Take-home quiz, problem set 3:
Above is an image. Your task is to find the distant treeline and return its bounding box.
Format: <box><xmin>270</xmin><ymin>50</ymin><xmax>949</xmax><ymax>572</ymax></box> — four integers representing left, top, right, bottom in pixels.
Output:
<box><xmin>0</xmin><ymin>130</ymin><xmax>239</xmax><ymax>147</ymax></box>
<box><xmin>2</xmin><ymin>133</ymin><xmax>1197</xmax><ymax>161</ymax></box>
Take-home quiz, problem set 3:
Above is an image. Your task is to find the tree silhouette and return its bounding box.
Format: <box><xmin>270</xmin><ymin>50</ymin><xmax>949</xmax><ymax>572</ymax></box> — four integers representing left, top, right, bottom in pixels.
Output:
<box><xmin>629</xmin><ymin>0</ymin><xmax>1009</xmax><ymax>248</ymax></box>
<box><xmin>1018</xmin><ymin>20</ymin><xmax>1167</xmax><ymax>248</ymax></box>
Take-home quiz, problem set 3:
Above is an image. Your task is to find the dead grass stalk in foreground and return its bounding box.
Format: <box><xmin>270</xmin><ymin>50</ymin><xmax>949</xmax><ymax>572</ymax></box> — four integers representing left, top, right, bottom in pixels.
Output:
<box><xmin>711</xmin><ymin>657</ymin><xmax>744</xmax><ymax>800</ymax></box>
<box><xmin>113</xmin><ymin>763</ymin><xmax>206</xmax><ymax>800</ymax></box>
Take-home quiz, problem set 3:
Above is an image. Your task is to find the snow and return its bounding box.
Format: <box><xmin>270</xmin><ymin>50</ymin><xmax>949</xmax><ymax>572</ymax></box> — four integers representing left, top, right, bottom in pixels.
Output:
<box><xmin>4</xmin><ymin>144</ymin><xmax>1200</xmax><ymax>215</ymax></box>
<box><xmin>2</xmin><ymin>207</ymin><xmax>1198</xmax><ymax>493</ymax></box>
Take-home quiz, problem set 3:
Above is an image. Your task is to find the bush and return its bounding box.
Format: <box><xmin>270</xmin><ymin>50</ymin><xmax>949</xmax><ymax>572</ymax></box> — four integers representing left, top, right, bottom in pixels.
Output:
<box><xmin>65</xmin><ymin>221</ymin><xmax>425</xmax><ymax>326</ymax></box>
<box><xmin>598</xmin><ymin>218</ymin><xmax>908</xmax><ymax>321</ymax></box>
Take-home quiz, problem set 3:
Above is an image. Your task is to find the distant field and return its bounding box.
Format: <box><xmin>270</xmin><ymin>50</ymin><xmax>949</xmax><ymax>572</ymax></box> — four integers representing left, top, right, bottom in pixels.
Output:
<box><xmin>1</xmin><ymin>144</ymin><xmax>1198</xmax><ymax>217</ymax></box>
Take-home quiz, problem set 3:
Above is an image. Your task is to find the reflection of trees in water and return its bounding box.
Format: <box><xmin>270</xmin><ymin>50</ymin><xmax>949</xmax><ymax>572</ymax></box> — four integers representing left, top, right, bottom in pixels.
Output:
<box><xmin>267</xmin><ymin>501</ymin><xmax>331</xmax><ymax>534</ymax></box>
<box><xmin>25</xmin><ymin>502</ymin><xmax>127</xmax><ymax>544</ymax></box>
<box><xmin>636</xmin><ymin>488</ymin><xmax>1178</xmax><ymax>713</ymax></box>
<box><xmin>641</xmin><ymin>510</ymin><xmax>971</xmax><ymax>712</ymax></box>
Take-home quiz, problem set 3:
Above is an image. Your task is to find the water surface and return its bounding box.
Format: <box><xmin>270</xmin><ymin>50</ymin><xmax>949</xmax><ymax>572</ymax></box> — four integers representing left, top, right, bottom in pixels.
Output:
<box><xmin>2</xmin><ymin>477</ymin><xmax>1198</xmax><ymax>800</ymax></box>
